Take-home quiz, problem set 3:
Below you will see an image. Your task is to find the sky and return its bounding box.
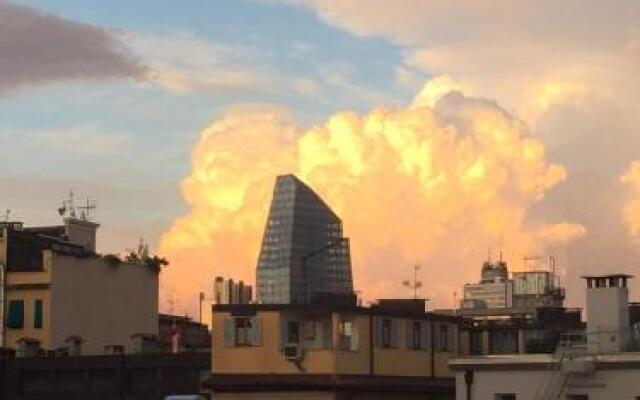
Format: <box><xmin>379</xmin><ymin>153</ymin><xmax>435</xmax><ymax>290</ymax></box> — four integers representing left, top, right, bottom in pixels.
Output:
<box><xmin>1</xmin><ymin>0</ymin><xmax>640</xmax><ymax>317</ymax></box>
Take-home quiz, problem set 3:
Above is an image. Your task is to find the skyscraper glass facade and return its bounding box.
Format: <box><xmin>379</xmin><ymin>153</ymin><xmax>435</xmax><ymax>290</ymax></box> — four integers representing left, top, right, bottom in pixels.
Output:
<box><xmin>256</xmin><ymin>174</ymin><xmax>353</xmax><ymax>304</ymax></box>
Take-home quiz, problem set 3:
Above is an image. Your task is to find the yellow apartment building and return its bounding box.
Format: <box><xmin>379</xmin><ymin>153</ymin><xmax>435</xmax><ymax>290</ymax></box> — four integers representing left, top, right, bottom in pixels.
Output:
<box><xmin>205</xmin><ymin>298</ymin><xmax>461</xmax><ymax>400</ymax></box>
<box><xmin>0</xmin><ymin>218</ymin><xmax>158</xmax><ymax>355</ymax></box>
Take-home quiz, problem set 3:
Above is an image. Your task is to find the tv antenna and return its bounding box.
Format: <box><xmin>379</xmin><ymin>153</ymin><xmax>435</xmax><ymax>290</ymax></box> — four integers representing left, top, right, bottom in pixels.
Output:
<box><xmin>402</xmin><ymin>264</ymin><xmax>423</xmax><ymax>300</ymax></box>
<box><xmin>58</xmin><ymin>191</ymin><xmax>76</xmax><ymax>218</ymax></box>
<box><xmin>77</xmin><ymin>197</ymin><xmax>97</xmax><ymax>221</ymax></box>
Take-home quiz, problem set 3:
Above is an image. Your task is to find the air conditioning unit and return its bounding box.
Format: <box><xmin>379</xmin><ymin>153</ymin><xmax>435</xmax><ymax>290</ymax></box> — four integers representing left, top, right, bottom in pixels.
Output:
<box><xmin>283</xmin><ymin>344</ymin><xmax>303</xmax><ymax>360</ymax></box>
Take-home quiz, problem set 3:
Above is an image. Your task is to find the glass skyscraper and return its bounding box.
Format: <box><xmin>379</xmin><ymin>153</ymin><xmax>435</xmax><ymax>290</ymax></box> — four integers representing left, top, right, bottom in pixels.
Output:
<box><xmin>256</xmin><ymin>174</ymin><xmax>353</xmax><ymax>304</ymax></box>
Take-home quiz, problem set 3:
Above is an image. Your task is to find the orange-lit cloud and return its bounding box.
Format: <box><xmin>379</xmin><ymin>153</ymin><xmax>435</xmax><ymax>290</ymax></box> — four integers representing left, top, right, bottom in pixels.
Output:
<box><xmin>621</xmin><ymin>161</ymin><xmax>640</xmax><ymax>241</ymax></box>
<box><xmin>159</xmin><ymin>88</ymin><xmax>585</xmax><ymax>314</ymax></box>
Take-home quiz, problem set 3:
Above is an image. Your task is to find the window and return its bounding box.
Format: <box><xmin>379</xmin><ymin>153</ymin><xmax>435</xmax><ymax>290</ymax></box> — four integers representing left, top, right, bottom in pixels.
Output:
<box><xmin>287</xmin><ymin>320</ymin><xmax>300</xmax><ymax>344</ymax></box>
<box><xmin>382</xmin><ymin>318</ymin><xmax>392</xmax><ymax>347</ymax></box>
<box><xmin>439</xmin><ymin>324</ymin><xmax>449</xmax><ymax>351</ymax></box>
<box><xmin>302</xmin><ymin>320</ymin><xmax>316</xmax><ymax>341</ymax></box>
<box><xmin>224</xmin><ymin>317</ymin><xmax>262</xmax><ymax>347</ymax></box>
<box><xmin>339</xmin><ymin>320</ymin><xmax>358</xmax><ymax>351</ymax></box>
<box><xmin>495</xmin><ymin>394</ymin><xmax>516</xmax><ymax>400</ymax></box>
<box><xmin>407</xmin><ymin>320</ymin><xmax>429</xmax><ymax>350</ymax></box>
<box><xmin>235</xmin><ymin>318</ymin><xmax>252</xmax><ymax>346</ymax></box>
<box><xmin>375</xmin><ymin>317</ymin><xmax>399</xmax><ymax>348</ymax></box>
<box><xmin>34</xmin><ymin>299</ymin><xmax>43</xmax><ymax>329</ymax></box>
<box><xmin>7</xmin><ymin>300</ymin><xmax>24</xmax><ymax>329</ymax></box>
<box><xmin>470</xmin><ymin>331</ymin><xmax>484</xmax><ymax>355</ymax></box>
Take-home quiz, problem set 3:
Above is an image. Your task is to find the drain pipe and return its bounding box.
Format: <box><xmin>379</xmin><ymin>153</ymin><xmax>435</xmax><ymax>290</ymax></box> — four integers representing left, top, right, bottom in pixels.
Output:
<box><xmin>464</xmin><ymin>369</ymin><xmax>474</xmax><ymax>400</ymax></box>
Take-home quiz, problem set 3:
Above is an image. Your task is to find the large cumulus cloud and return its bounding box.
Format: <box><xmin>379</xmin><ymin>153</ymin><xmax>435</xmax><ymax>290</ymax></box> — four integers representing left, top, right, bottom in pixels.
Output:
<box><xmin>159</xmin><ymin>87</ymin><xmax>584</xmax><ymax>314</ymax></box>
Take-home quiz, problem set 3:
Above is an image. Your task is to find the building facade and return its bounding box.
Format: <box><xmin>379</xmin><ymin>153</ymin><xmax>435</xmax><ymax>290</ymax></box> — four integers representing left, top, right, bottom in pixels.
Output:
<box><xmin>206</xmin><ymin>299</ymin><xmax>460</xmax><ymax>399</ymax></box>
<box><xmin>460</xmin><ymin>258</ymin><xmax>565</xmax><ymax>315</ymax></box>
<box><xmin>0</xmin><ymin>218</ymin><xmax>159</xmax><ymax>355</ymax></box>
<box><xmin>256</xmin><ymin>174</ymin><xmax>353</xmax><ymax>304</ymax></box>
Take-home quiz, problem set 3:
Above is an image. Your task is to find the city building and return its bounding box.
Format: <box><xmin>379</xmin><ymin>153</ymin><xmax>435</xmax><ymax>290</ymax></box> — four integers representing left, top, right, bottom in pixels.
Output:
<box><xmin>0</xmin><ymin>216</ymin><xmax>159</xmax><ymax>355</ymax></box>
<box><xmin>443</xmin><ymin>258</ymin><xmax>581</xmax><ymax>357</ymax></box>
<box><xmin>460</xmin><ymin>257</ymin><xmax>565</xmax><ymax>315</ymax></box>
<box><xmin>256</xmin><ymin>174</ymin><xmax>353</xmax><ymax>304</ymax></box>
<box><xmin>204</xmin><ymin>297</ymin><xmax>460</xmax><ymax>399</ymax></box>
<box><xmin>460</xmin><ymin>306</ymin><xmax>584</xmax><ymax>356</ymax></box>
<box><xmin>213</xmin><ymin>277</ymin><xmax>253</xmax><ymax>305</ymax></box>
<box><xmin>159</xmin><ymin>313</ymin><xmax>210</xmax><ymax>353</ymax></box>
<box><xmin>451</xmin><ymin>273</ymin><xmax>640</xmax><ymax>400</ymax></box>
<box><xmin>462</xmin><ymin>260</ymin><xmax>513</xmax><ymax>309</ymax></box>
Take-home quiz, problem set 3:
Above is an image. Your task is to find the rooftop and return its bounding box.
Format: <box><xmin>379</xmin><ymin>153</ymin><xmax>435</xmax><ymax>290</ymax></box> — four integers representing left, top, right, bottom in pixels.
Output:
<box><xmin>582</xmin><ymin>273</ymin><xmax>634</xmax><ymax>279</ymax></box>
<box><xmin>450</xmin><ymin>352</ymin><xmax>640</xmax><ymax>371</ymax></box>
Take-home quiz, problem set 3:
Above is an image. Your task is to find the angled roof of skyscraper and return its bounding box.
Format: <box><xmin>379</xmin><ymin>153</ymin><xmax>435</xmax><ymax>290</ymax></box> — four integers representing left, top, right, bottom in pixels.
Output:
<box><xmin>256</xmin><ymin>174</ymin><xmax>353</xmax><ymax>304</ymax></box>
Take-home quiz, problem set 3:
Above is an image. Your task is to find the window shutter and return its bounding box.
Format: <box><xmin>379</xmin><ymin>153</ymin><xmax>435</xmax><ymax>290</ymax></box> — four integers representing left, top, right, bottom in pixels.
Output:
<box><xmin>251</xmin><ymin>317</ymin><xmax>262</xmax><ymax>346</ymax></box>
<box><xmin>433</xmin><ymin>323</ymin><xmax>441</xmax><ymax>351</ymax></box>
<box><xmin>223</xmin><ymin>318</ymin><xmax>234</xmax><ymax>347</ymax></box>
<box><xmin>406</xmin><ymin>321</ymin><xmax>413</xmax><ymax>349</ymax></box>
<box><xmin>280</xmin><ymin>318</ymin><xmax>288</xmax><ymax>350</ymax></box>
<box><xmin>421</xmin><ymin>321</ymin><xmax>430</xmax><ymax>350</ymax></box>
<box><xmin>34</xmin><ymin>300</ymin><xmax>43</xmax><ymax>329</ymax></box>
<box><xmin>350</xmin><ymin>322</ymin><xmax>359</xmax><ymax>351</ymax></box>
<box><xmin>374</xmin><ymin>317</ymin><xmax>383</xmax><ymax>348</ymax></box>
<box><xmin>7</xmin><ymin>300</ymin><xmax>24</xmax><ymax>329</ymax></box>
<box><xmin>448</xmin><ymin>324</ymin><xmax>456</xmax><ymax>352</ymax></box>
<box><xmin>322</xmin><ymin>320</ymin><xmax>332</xmax><ymax>349</ymax></box>
<box><xmin>390</xmin><ymin>319</ymin><xmax>399</xmax><ymax>348</ymax></box>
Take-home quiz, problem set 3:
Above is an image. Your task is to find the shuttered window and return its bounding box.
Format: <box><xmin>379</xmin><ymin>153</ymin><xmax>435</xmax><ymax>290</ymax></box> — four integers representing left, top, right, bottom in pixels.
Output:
<box><xmin>7</xmin><ymin>300</ymin><xmax>24</xmax><ymax>329</ymax></box>
<box><xmin>224</xmin><ymin>317</ymin><xmax>262</xmax><ymax>347</ymax></box>
<box><xmin>34</xmin><ymin>299</ymin><xmax>43</xmax><ymax>329</ymax></box>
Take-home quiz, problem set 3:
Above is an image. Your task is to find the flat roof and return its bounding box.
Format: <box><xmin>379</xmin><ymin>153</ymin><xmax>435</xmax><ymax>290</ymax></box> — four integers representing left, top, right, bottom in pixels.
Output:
<box><xmin>582</xmin><ymin>273</ymin><xmax>634</xmax><ymax>279</ymax></box>
<box><xmin>212</xmin><ymin>303</ymin><xmax>462</xmax><ymax>323</ymax></box>
<box><xmin>450</xmin><ymin>352</ymin><xmax>640</xmax><ymax>371</ymax></box>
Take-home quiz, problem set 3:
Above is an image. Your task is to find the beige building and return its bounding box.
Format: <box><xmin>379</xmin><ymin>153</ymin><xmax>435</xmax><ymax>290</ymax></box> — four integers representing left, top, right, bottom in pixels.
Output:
<box><xmin>205</xmin><ymin>298</ymin><xmax>461</xmax><ymax>399</ymax></box>
<box><xmin>0</xmin><ymin>217</ymin><xmax>158</xmax><ymax>355</ymax></box>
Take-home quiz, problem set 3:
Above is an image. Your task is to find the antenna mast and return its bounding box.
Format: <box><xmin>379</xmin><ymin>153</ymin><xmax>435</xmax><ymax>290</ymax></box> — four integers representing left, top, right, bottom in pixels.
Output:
<box><xmin>402</xmin><ymin>264</ymin><xmax>423</xmax><ymax>300</ymax></box>
<box><xmin>77</xmin><ymin>197</ymin><xmax>97</xmax><ymax>221</ymax></box>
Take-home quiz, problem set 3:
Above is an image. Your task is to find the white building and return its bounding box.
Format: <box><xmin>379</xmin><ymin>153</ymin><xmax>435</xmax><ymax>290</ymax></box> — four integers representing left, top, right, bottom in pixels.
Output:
<box><xmin>463</xmin><ymin>260</ymin><xmax>513</xmax><ymax>309</ymax></box>
<box><xmin>451</xmin><ymin>273</ymin><xmax>640</xmax><ymax>400</ymax></box>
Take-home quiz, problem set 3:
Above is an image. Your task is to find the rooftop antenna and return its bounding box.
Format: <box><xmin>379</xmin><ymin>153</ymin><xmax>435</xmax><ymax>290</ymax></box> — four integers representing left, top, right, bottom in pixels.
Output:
<box><xmin>77</xmin><ymin>197</ymin><xmax>97</xmax><ymax>222</ymax></box>
<box><xmin>58</xmin><ymin>191</ymin><xmax>76</xmax><ymax>219</ymax></box>
<box><xmin>2</xmin><ymin>209</ymin><xmax>10</xmax><ymax>222</ymax></box>
<box><xmin>402</xmin><ymin>264</ymin><xmax>423</xmax><ymax>300</ymax></box>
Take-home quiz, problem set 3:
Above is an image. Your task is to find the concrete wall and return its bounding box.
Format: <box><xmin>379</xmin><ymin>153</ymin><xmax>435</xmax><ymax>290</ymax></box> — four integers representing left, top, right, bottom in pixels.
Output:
<box><xmin>49</xmin><ymin>252</ymin><xmax>158</xmax><ymax>354</ymax></box>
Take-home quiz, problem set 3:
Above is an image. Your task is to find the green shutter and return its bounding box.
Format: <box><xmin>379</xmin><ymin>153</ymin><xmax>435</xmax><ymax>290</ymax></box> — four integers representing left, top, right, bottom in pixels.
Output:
<box><xmin>7</xmin><ymin>300</ymin><xmax>24</xmax><ymax>329</ymax></box>
<box><xmin>34</xmin><ymin>300</ymin><xmax>43</xmax><ymax>329</ymax></box>
<box><xmin>223</xmin><ymin>319</ymin><xmax>235</xmax><ymax>347</ymax></box>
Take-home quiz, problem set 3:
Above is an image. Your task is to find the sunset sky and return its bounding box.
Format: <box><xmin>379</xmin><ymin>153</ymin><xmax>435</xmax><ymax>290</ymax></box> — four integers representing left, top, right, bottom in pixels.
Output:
<box><xmin>2</xmin><ymin>0</ymin><xmax>640</xmax><ymax>316</ymax></box>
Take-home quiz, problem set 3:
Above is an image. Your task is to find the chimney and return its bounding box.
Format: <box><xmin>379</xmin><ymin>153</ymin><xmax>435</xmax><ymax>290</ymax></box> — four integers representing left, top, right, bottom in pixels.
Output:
<box><xmin>584</xmin><ymin>274</ymin><xmax>632</xmax><ymax>353</ymax></box>
<box><xmin>64</xmin><ymin>217</ymin><xmax>99</xmax><ymax>252</ymax></box>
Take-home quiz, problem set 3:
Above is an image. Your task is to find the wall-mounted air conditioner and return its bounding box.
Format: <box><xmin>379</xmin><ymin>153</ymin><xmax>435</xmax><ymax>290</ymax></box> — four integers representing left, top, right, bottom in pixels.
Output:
<box><xmin>283</xmin><ymin>344</ymin><xmax>303</xmax><ymax>360</ymax></box>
